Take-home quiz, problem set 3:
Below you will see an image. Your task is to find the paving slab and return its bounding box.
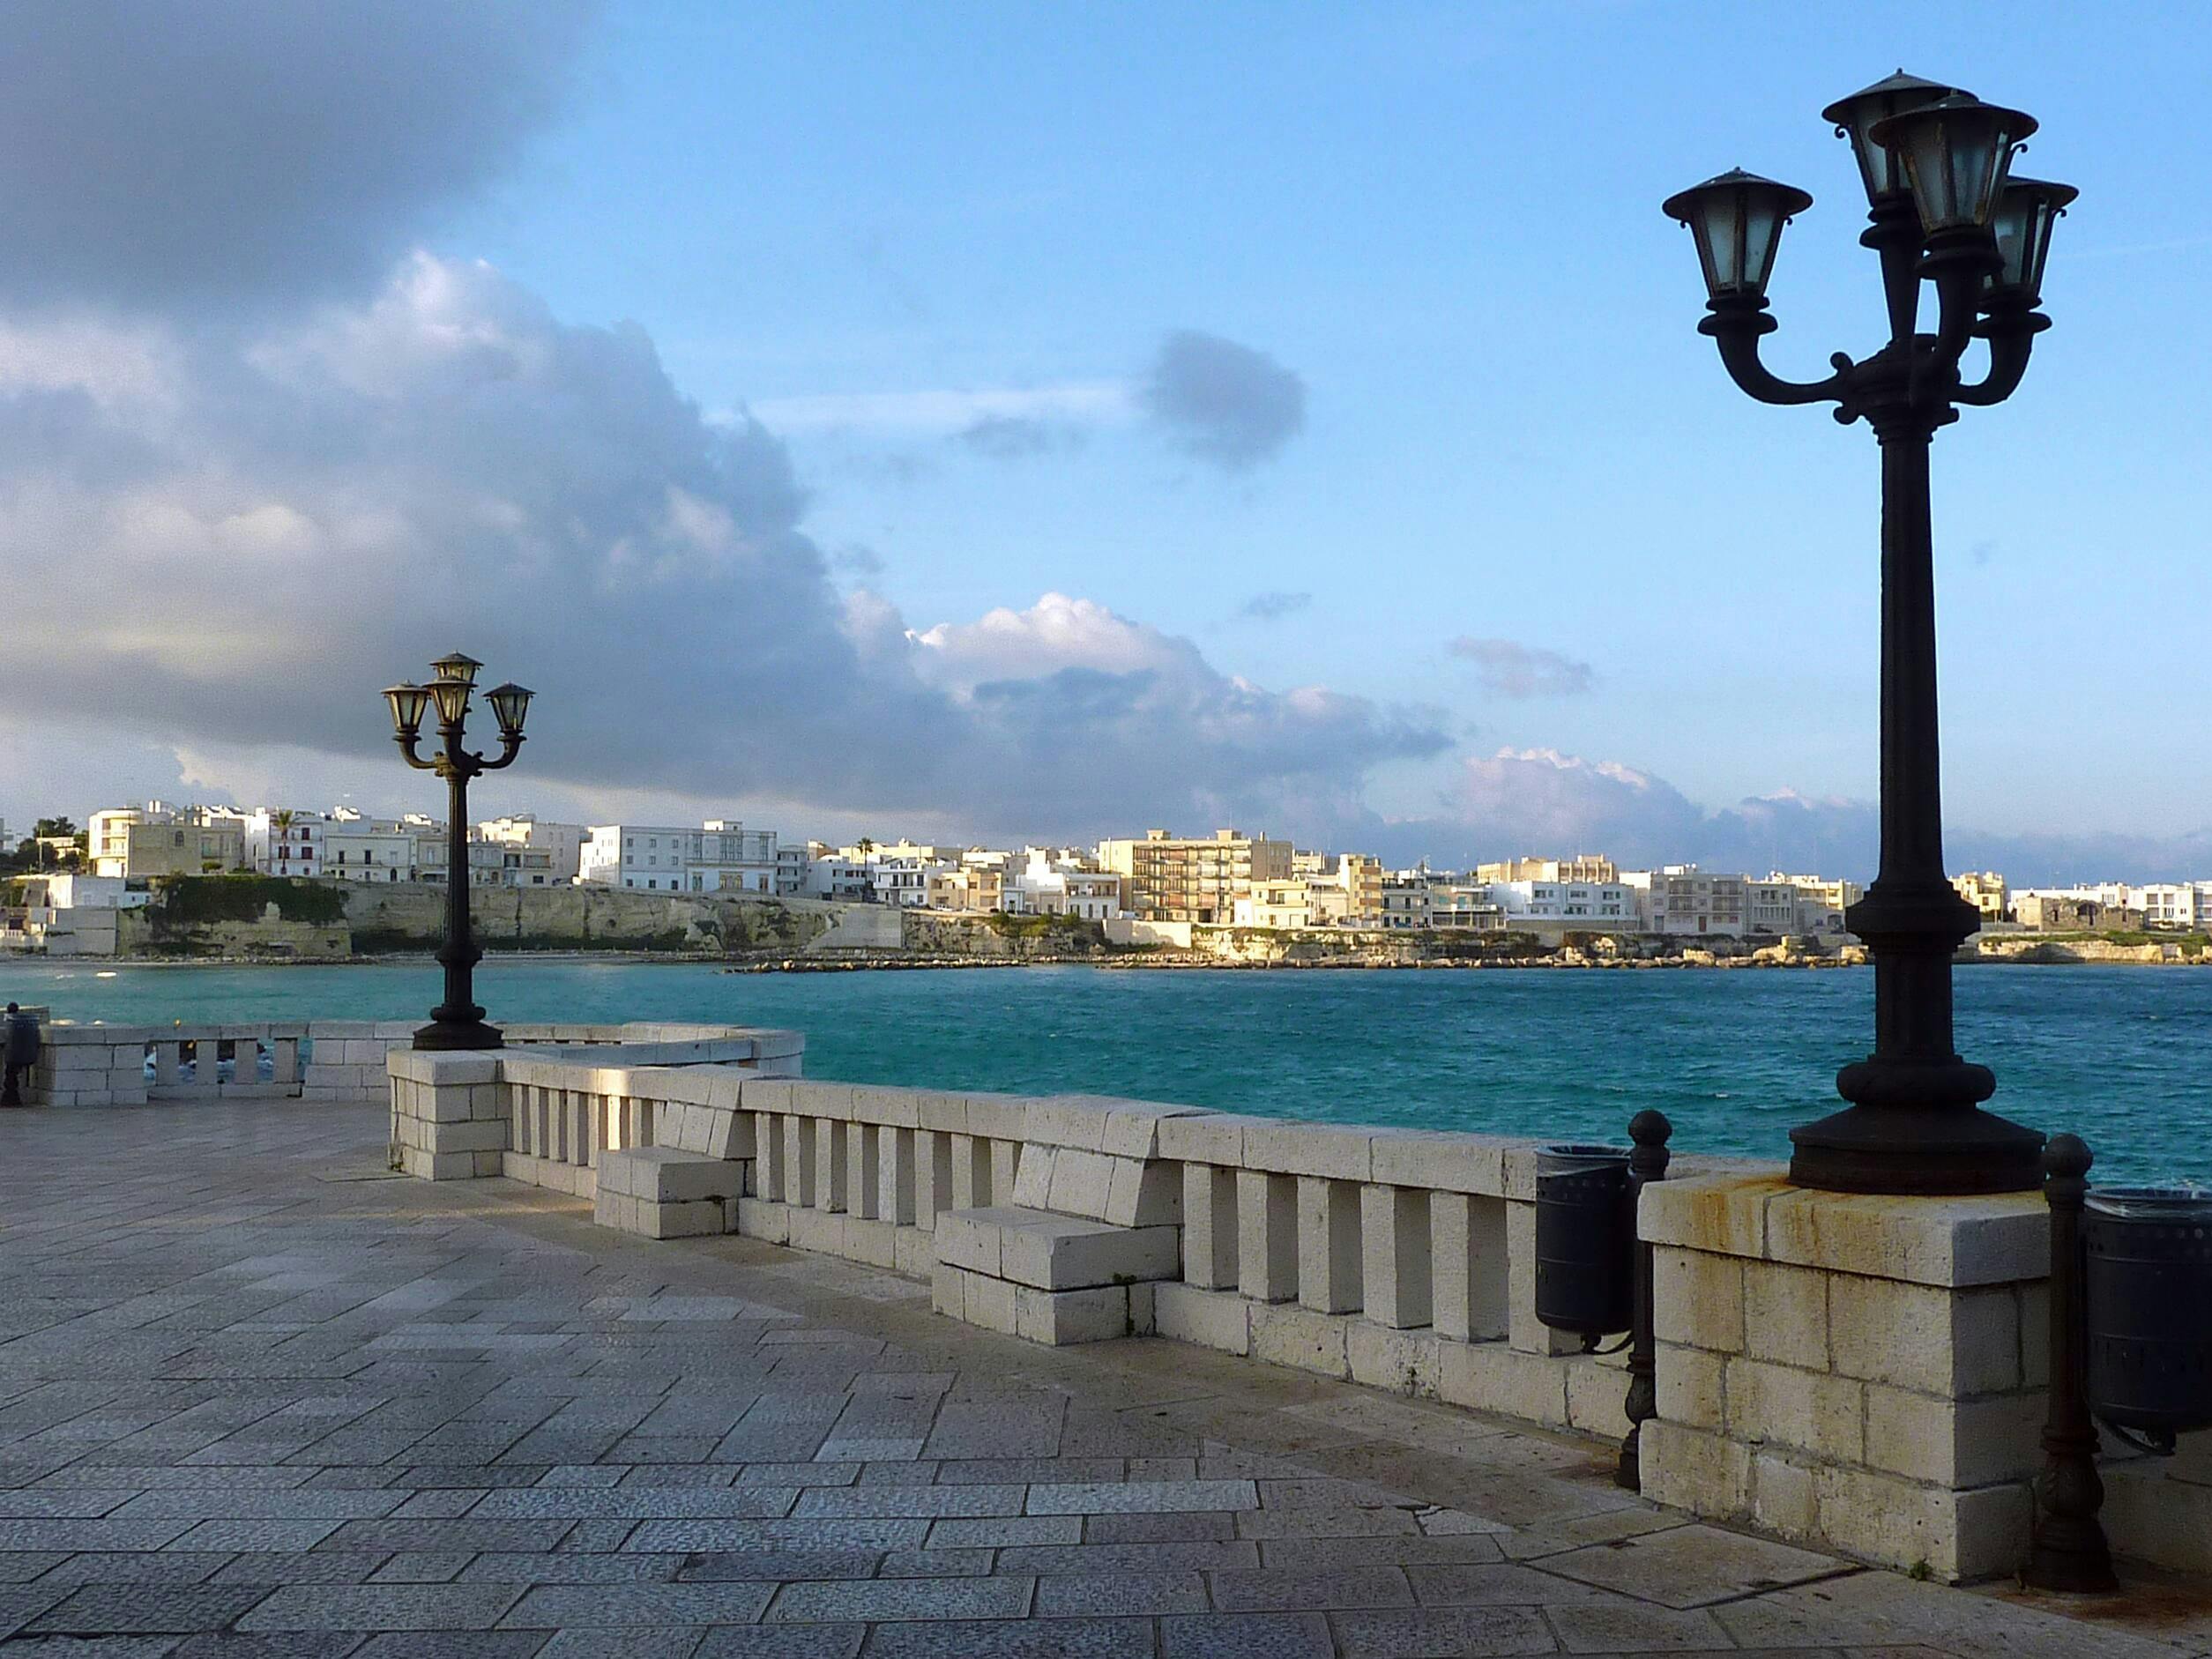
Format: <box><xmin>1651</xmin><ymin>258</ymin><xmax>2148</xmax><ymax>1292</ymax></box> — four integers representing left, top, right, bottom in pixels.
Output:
<box><xmin>0</xmin><ymin>1101</ymin><xmax>2196</xmax><ymax>1659</ymax></box>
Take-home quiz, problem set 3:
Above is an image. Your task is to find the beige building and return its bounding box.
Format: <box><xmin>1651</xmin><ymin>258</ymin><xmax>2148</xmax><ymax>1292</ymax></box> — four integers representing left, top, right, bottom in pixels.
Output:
<box><xmin>1476</xmin><ymin>854</ymin><xmax>1619</xmax><ymax>885</ymax></box>
<box><xmin>1952</xmin><ymin>870</ymin><xmax>2008</xmax><ymax>922</ymax></box>
<box><xmin>926</xmin><ymin>866</ymin><xmax>1004</xmax><ymax>912</ymax></box>
<box><xmin>1097</xmin><ymin>828</ymin><xmax>1294</xmax><ymax>923</ymax></box>
<box><xmin>1625</xmin><ymin>866</ymin><xmax>1747</xmax><ymax>937</ymax></box>
<box><xmin>89</xmin><ymin>805</ymin><xmax>245</xmax><ymax>879</ymax></box>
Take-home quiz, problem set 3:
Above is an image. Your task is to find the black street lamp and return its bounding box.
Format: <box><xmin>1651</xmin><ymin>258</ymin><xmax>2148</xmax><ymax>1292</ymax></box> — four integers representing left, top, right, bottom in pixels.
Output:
<box><xmin>384</xmin><ymin>652</ymin><xmax>533</xmax><ymax>1051</ymax></box>
<box><xmin>1665</xmin><ymin>73</ymin><xmax>2074</xmax><ymax>1196</ymax></box>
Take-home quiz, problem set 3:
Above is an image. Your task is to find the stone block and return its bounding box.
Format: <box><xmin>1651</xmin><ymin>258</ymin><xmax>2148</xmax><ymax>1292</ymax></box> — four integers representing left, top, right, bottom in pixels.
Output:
<box><xmin>1104</xmin><ymin>1157</ymin><xmax>1181</xmax><ymax>1228</ymax></box>
<box><xmin>1827</xmin><ymin>1276</ymin><xmax>2018</xmax><ymax>1395</ymax></box>
<box><xmin>742</xmin><ymin>1076</ymin><xmax>795</xmax><ymax>1114</ymax></box>
<box><xmin>427</xmin><ymin>1118</ymin><xmax>508</xmax><ymax>1155</ymax></box>
<box><xmin>847</xmin><ymin>1121</ymin><xmax>880</xmax><ymax>1218</ymax></box>
<box><xmin>1297</xmin><ymin>1177</ymin><xmax>1363</xmax><ymax>1316</ymax></box>
<box><xmin>1153</xmin><ymin>1282</ymin><xmax>1253</xmax><ymax>1356</ymax></box>
<box><xmin>1809</xmin><ymin>1462</ymin><xmax>2030</xmax><ymax>1583</ymax></box>
<box><xmin>989</xmin><ymin>1138</ymin><xmax>1018</xmax><ymax>1202</ymax></box>
<box><xmin>1750</xmin><ymin>1451</ymin><xmax>1818</xmax><ymax>1538</ymax></box>
<box><xmin>1348</xmin><ymin>1321</ymin><xmax>1440</xmax><ymax>1399</ymax></box>
<box><xmin>933</xmin><ymin>1206</ymin><xmax>1180</xmax><ymax>1291</ymax></box>
<box><xmin>1014</xmin><ymin>1283</ymin><xmax>1132</xmax><ymax>1345</ymax></box>
<box><xmin>843</xmin><ymin>1216</ymin><xmax>897</xmax><ymax>1269</ymax></box>
<box><xmin>787</xmin><ymin>1205</ymin><xmax>848</xmax><ymax>1257</ymax></box>
<box><xmin>1652</xmin><ymin>1247</ymin><xmax>1745</xmax><ymax>1355</ymax></box>
<box><xmin>893</xmin><ymin>1226</ymin><xmax>934</xmax><ymax>1279</ymax></box>
<box><xmin>878</xmin><ymin>1126</ymin><xmax>918</xmax><ymax>1226</ymax></box>
<box><xmin>1012</xmin><ymin>1144</ymin><xmax>1057</xmax><ymax>1209</ymax></box>
<box><xmin>962</xmin><ymin>1091</ymin><xmax>1027</xmax><ymax>1143</ymax></box>
<box><xmin>814</xmin><ymin>1118</ymin><xmax>847</xmax><ymax>1211</ymax></box>
<box><xmin>930</xmin><ymin>1262</ymin><xmax>964</xmax><ymax>1320</ymax></box>
<box><xmin>1432</xmin><ymin>1192</ymin><xmax>1508</xmax><ymax>1343</ymax></box>
<box><xmin>785</xmin><ymin>1079</ymin><xmax>853</xmax><ymax>1120</ymax></box>
<box><xmin>1367</xmin><ymin>1130</ymin><xmax>1509</xmax><ymax>1196</ymax></box>
<box><xmin>846</xmin><ymin>1083</ymin><xmax>920</xmax><ymax>1127</ymax></box>
<box><xmin>1638</xmin><ymin>1172</ymin><xmax>1783</xmax><ymax>1259</ymax></box>
<box><xmin>916</xmin><ymin>1090</ymin><xmax>968</xmax><ymax>1134</ymax></box>
<box><xmin>1434</xmin><ymin>1338</ymin><xmax>1568</xmax><ymax>1427</ymax></box>
<box><xmin>915</xmin><ymin>1128</ymin><xmax>952</xmax><ymax>1231</ymax></box>
<box><xmin>1241</xmin><ymin>1120</ymin><xmax>1371</xmax><ymax>1182</ymax></box>
<box><xmin>1182</xmin><ymin>1164</ymin><xmax>1239</xmax><ymax>1291</ymax></box>
<box><xmin>1236</xmin><ymin>1170</ymin><xmax>1299</xmax><ymax>1304</ymax></box>
<box><xmin>1046</xmin><ymin>1149</ymin><xmax>1119</xmax><ymax>1220</ymax></box>
<box><xmin>950</xmin><ymin>1134</ymin><xmax>990</xmax><ymax>1209</ymax></box>
<box><xmin>1640</xmin><ymin>1420</ymin><xmax>1751</xmax><ymax>1519</ymax></box>
<box><xmin>1862</xmin><ymin>1384</ymin><xmax>2041</xmax><ymax>1488</ymax></box>
<box><xmin>962</xmin><ymin>1270</ymin><xmax>1017</xmax><ymax>1336</ymax></box>
<box><xmin>1723</xmin><ymin>1358</ymin><xmax>1864</xmax><ymax>1463</ymax></box>
<box><xmin>933</xmin><ymin>1209</ymin><xmax>1002</xmax><ymax>1276</ymax></box>
<box><xmin>1655</xmin><ymin>1344</ymin><xmax>1725</xmax><ymax>1432</ymax></box>
<box><xmin>1743</xmin><ymin>1260</ymin><xmax>1829</xmax><ymax>1371</ymax></box>
<box><xmin>1566</xmin><ymin>1352</ymin><xmax>1633</xmax><ymax>1440</ymax></box>
<box><xmin>638</xmin><ymin>1198</ymin><xmax>727</xmax><ymax>1240</ymax></box>
<box><xmin>1023</xmin><ymin>1095</ymin><xmax>1114</xmax><ymax>1151</ymax></box>
<box><xmin>1155</xmin><ymin>1111</ymin><xmax>1253</xmax><ymax>1166</ymax></box>
<box><xmin>599</xmin><ymin>1147</ymin><xmax>742</xmax><ymax>1204</ymax></box>
<box><xmin>1250</xmin><ymin>1302</ymin><xmax>1349</xmax><ymax>1379</ymax></box>
<box><xmin>1101</xmin><ymin>1105</ymin><xmax>1210</xmax><ymax>1159</ymax></box>
<box><xmin>1359</xmin><ymin>1185</ymin><xmax>1432</xmax><ymax>1330</ymax></box>
<box><xmin>1763</xmin><ymin>1187</ymin><xmax>2048</xmax><ymax>1290</ymax></box>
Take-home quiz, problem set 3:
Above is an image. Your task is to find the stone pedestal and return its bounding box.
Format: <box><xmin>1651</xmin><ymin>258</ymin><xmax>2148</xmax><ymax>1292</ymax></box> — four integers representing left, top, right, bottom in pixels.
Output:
<box><xmin>1639</xmin><ymin>1172</ymin><xmax>2046</xmax><ymax>1583</ymax></box>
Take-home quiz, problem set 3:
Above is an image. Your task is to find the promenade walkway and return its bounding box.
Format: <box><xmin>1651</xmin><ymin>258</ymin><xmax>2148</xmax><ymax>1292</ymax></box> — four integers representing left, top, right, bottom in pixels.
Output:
<box><xmin>0</xmin><ymin>1101</ymin><xmax>2201</xmax><ymax>1658</ymax></box>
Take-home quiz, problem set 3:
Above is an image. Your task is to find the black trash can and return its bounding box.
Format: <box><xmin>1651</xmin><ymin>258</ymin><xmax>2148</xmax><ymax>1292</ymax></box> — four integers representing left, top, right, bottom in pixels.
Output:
<box><xmin>2083</xmin><ymin>1186</ymin><xmax>2212</xmax><ymax>1439</ymax></box>
<box><xmin>1535</xmin><ymin>1143</ymin><xmax>1635</xmax><ymax>1339</ymax></box>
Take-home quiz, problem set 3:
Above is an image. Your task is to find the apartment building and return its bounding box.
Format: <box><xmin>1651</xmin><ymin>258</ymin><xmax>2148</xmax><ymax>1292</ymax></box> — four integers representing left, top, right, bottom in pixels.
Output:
<box><xmin>325</xmin><ymin>820</ymin><xmax>418</xmax><ymax>883</ymax></box>
<box><xmin>1624</xmin><ymin>866</ymin><xmax>1747</xmax><ymax>937</ymax></box>
<box><xmin>579</xmin><ymin>822</ymin><xmax>779</xmax><ymax>893</ymax></box>
<box><xmin>1096</xmin><ymin>828</ymin><xmax>1294</xmax><ymax>923</ymax></box>
<box><xmin>1428</xmin><ymin>884</ymin><xmax>1502</xmax><ymax>930</ymax></box>
<box><xmin>88</xmin><ymin>804</ymin><xmax>245</xmax><ymax>878</ymax></box>
<box><xmin>1380</xmin><ymin>876</ymin><xmax>1433</xmax><ymax>929</ymax></box>
<box><xmin>476</xmin><ymin>815</ymin><xmax>586</xmax><ymax>883</ymax></box>
<box><xmin>868</xmin><ymin>857</ymin><xmax>935</xmax><ymax>908</ymax></box>
<box><xmin>926</xmin><ymin>866</ymin><xmax>1004</xmax><ymax>912</ymax></box>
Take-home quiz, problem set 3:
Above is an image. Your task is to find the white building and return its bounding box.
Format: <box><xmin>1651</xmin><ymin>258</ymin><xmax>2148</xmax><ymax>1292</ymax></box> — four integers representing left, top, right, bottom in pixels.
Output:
<box><xmin>476</xmin><ymin>815</ymin><xmax>587</xmax><ymax>883</ymax></box>
<box><xmin>803</xmin><ymin>855</ymin><xmax>872</xmax><ymax>902</ymax></box>
<box><xmin>242</xmin><ymin>809</ymin><xmax>328</xmax><ymax>878</ymax></box>
<box><xmin>1008</xmin><ymin>851</ymin><xmax>1123</xmax><ymax>920</ymax></box>
<box><xmin>579</xmin><ymin>822</ymin><xmax>779</xmax><ymax>894</ymax></box>
<box><xmin>1486</xmin><ymin>880</ymin><xmax>1635</xmax><ymax>927</ymax></box>
<box><xmin>325</xmin><ymin>820</ymin><xmax>417</xmax><ymax>883</ymax></box>
<box><xmin>868</xmin><ymin>856</ymin><xmax>936</xmax><ymax>908</ymax></box>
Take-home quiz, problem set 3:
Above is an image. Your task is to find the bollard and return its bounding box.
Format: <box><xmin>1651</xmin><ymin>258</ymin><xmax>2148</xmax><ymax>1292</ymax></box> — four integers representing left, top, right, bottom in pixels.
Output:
<box><xmin>1617</xmin><ymin>1109</ymin><xmax>1672</xmax><ymax>1492</ymax></box>
<box><xmin>2025</xmin><ymin>1133</ymin><xmax>2118</xmax><ymax>1593</ymax></box>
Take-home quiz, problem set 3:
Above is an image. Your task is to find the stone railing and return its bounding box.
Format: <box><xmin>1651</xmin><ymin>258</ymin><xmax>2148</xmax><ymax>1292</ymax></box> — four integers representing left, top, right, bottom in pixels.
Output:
<box><xmin>391</xmin><ymin>1046</ymin><xmax>2208</xmax><ymax>1589</ymax></box>
<box><xmin>26</xmin><ymin>1018</ymin><xmax>771</xmax><ymax>1108</ymax></box>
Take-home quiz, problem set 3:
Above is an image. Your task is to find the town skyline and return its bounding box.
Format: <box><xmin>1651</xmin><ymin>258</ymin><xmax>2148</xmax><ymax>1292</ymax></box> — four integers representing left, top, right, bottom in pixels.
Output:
<box><xmin>0</xmin><ymin>6</ymin><xmax>2206</xmax><ymax>883</ymax></box>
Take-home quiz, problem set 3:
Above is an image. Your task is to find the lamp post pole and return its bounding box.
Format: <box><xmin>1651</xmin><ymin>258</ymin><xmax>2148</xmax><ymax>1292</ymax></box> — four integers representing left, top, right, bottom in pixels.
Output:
<box><xmin>1665</xmin><ymin>75</ymin><xmax>2074</xmax><ymax>1197</ymax></box>
<box><xmin>384</xmin><ymin>655</ymin><xmax>534</xmax><ymax>1053</ymax></box>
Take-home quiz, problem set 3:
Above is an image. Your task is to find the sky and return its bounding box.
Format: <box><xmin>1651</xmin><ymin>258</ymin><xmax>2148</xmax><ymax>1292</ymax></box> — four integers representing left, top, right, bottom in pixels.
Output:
<box><xmin>0</xmin><ymin>1</ymin><xmax>2206</xmax><ymax>882</ymax></box>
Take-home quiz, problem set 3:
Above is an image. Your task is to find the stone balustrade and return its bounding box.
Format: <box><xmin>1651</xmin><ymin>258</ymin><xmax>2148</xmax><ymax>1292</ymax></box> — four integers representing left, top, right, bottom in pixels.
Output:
<box><xmin>391</xmin><ymin>1045</ymin><xmax>2208</xmax><ymax>1589</ymax></box>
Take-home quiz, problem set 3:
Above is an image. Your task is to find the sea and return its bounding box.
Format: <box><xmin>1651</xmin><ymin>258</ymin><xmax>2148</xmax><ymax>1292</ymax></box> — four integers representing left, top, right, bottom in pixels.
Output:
<box><xmin>0</xmin><ymin>959</ymin><xmax>2202</xmax><ymax>1187</ymax></box>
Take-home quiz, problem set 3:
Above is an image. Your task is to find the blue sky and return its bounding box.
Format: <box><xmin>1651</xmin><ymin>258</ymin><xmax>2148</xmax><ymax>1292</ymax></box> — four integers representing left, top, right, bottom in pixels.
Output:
<box><xmin>0</xmin><ymin>3</ymin><xmax>2205</xmax><ymax>879</ymax></box>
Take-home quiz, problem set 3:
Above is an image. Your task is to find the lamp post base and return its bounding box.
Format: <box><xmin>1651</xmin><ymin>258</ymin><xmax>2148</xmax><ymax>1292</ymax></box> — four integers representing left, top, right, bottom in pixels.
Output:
<box><xmin>412</xmin><ymin>1019</ymin><xmax>505</xmax><ymax>1053</ymax></box>
<box><xmin>1789</xmin><ymin>1098</ymin><xmax>2044</xmax><ymax>1195</ymax></box>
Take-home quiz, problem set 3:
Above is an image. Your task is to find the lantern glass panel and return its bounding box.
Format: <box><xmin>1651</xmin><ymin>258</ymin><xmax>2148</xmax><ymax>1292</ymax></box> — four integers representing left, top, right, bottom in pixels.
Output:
<box><xmin>431</xmin><ymin>651</ymin><xmax>483</xmax><ymax>688</ymax></box>
<box><xmin>1990</xmin><ymin>176</ymin><xmax>2075</xmax><ymax>301</ymax></box>
<box><xmin>1873</xmin><ymin>97</ymin><xmax>2036</xmax><ymax>234</ymax></box>
<box><xmin>487</xmin><ymin>682</ymin><xmax>533</xmax><ymax>737</ymax></box>
<box><xmin>384</xmin><ymin>681</ymin><xmax>430</xmax><ymax>735</ymax></box>
<box><xmin>428</xmin><ymin>676</ymin><xmax>472</xmax><ymax>725</ymax></box>
<box><xmin>1664</xmin><ymin>171</ymin><xmax>1811</xmax><ymax>301</ymax></box>
<box><xmin>1821</xmin><ymin>71</ymin><xmax>1963</xmax><ymax>205</ymax></box>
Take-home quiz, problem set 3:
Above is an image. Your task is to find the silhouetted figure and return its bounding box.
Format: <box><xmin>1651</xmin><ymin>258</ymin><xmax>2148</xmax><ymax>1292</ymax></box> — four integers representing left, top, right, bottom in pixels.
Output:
<box><xmin>2</xmin><ymin>1002</ymin><xmax>38</xmax><ymax>1105</ymax></box>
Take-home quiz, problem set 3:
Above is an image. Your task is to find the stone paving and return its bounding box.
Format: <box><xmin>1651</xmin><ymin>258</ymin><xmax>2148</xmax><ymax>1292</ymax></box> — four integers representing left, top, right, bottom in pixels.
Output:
<box><xmin>0</xmin><ymin>1101</ymin><xmax>2203</xmax><ymax>1658</ymax></box>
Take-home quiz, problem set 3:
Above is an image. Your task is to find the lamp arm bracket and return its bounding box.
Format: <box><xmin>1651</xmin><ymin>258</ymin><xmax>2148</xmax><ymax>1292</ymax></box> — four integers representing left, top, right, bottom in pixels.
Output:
<box><xmin>1953</xmin><ymin>313</ymin><xmax>2044</xmax><ymax>407</ymax></box>
<box><xmin>395</xmin><ymin>735</ymin><xmax>438</xmax><ymax>772</ymax></box>
<box><xmin>1703</xmin><ymin>313</ymin><xmax>1849</xmax><ymax>409</ymax></box>
<box><xmin>480</xmin><ymin>733</ymin><xmax>525</xmax><ymax>772</ymax></box>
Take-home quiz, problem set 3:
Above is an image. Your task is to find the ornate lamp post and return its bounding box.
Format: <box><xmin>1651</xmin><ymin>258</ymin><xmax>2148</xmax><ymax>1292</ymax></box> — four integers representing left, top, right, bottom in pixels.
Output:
<box><xmin>1664</xmin><ymin>74</ymin><xmax>2074</xmax><ymax>1195</ymax></box>
<box><xmin>384</xmin><ymin>653</ymin><xmax>533</xmax><ymax>1051</ymax></box>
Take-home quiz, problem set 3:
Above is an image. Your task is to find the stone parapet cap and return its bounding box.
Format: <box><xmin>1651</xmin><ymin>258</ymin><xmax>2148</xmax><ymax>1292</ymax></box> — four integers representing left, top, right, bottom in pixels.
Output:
<box><xmin>1641</xmin><ymin>1171</ymin><xmax>2048</xmax><ymax>1288</ymax></box>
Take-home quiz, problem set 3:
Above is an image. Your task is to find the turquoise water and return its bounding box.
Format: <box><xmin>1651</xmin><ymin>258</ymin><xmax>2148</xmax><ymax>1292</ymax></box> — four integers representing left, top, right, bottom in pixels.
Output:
<box><xmin>1</xmin><ymin>959</ymin><xmax>2203</xmax><ymax>1186</ymax></box>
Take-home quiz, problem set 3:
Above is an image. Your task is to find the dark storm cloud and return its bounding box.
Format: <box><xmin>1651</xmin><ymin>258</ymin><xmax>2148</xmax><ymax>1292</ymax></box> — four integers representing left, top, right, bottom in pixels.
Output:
<box><xmin>0</xmin><ymin>0</ymin><xmax>592</xmax><ymax>309</ymax></box>
<box><xmin>1142</xmin><ymin>330</ymin><xmax>1307</xmax><ymax>470</ymax></box>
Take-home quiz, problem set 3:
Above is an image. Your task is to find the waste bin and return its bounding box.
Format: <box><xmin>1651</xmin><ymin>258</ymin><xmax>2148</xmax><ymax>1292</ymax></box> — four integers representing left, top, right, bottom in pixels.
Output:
<box><xmin>2083</xmin><ymin>1185</ymin><xmax>2212</xmax><ymax>1440</ymax></box>
<box><xmin>1535</xmin><ymin>1143</ymin><xmax>1635</xmax><ymax>1339</ymax></box>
